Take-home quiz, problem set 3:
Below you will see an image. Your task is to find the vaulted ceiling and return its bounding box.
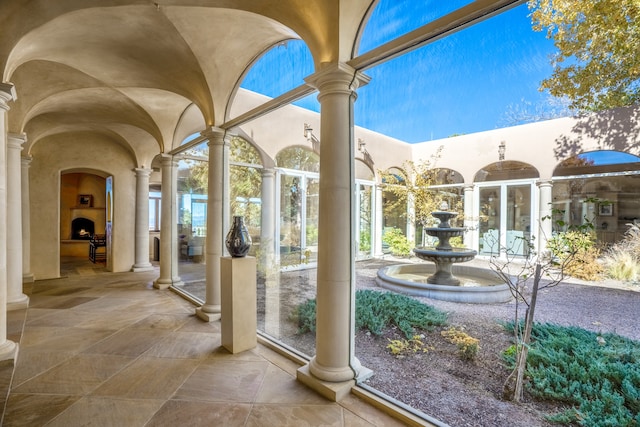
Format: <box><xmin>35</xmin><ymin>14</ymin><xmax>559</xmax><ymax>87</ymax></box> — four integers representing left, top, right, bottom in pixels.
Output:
<box><xmin>1</xmin><ymin>0</ymin><xmax>374</xmax><ymax>165</ymax></box>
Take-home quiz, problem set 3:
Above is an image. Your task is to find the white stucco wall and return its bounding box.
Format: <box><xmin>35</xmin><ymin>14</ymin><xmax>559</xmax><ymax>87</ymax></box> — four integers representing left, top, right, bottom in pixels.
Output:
<box><xmin>30</xmin><ymin>133</ymin><xmax>137</xmax><ymax>279</ymax></box>
<box><xmin>411</xmin><ymin>105</ymin><xmax>640</xmax><ymax>182</ymax></box>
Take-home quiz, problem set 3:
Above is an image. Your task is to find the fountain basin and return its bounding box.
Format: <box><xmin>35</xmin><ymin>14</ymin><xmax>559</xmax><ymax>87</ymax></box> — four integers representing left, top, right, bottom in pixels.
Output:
<box><xmin>413</xmin><ymin>247</ymin><xmax>478</xmax><ymax>285</ymax></box>
<box><xmin>376</xmin><ymin>263</ymin><xmax>512</xmax><ymax>304</ymax></box>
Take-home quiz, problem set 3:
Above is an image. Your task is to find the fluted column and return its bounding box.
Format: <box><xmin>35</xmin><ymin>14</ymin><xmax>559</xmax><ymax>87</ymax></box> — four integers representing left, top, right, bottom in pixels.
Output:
<box><xmin>21</xmin><ymin>156</ymin><xmax>33</xmax><ymax>282</ymax></box>
<box><xmin>0</xmin><ymin>83</ymin><xmax>18</xmax><ymax>360</ymax></box>
<box><xmin>297</xmin><ymin>64</ymin><xmax>370</xmax><ymax>398</ymax></box>
<box><xmin>463</xmin><ymin>184</ymin><xmax>475</xmax><ymax>249</ymax></box>
<box><xmin>154</xmin><ymin>155</ymin><xmax>182</xmax><ymax>289</ymax></box>
<box><xmin>537</xmin><ymin>180</ymin><xmax>553</xmax><ymax>255</ymax></box>
<box><xmin>7</xmin><ymin>133</ymin><xmax>28</xmax><ymax>309</ymax></box>
<box><xmin>132</xmin><ymin>167</ymin><xmax>153</xmax><ymax>272</ymax></box>
<box><xmin>196</xmin><ymin>127</ymin><xmax>226</xmax><ymax>322</ymax></box>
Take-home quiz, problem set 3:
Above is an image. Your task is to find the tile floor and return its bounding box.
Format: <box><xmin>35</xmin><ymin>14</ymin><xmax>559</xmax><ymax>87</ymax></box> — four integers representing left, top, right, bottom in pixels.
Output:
<box><xmin>0</xmin><ymin>258</ymin><xmax>415</xmax><ymax>426</ymax></box>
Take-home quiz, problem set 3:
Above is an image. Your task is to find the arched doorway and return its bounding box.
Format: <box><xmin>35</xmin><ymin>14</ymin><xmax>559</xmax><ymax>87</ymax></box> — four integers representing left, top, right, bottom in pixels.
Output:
<box><xmin>60</xmin><ymin>171</ymin><xmax>108</xmax><ymax>267</ymax></box>
<box><xmin>474</xmin><ymin>161</ymin><xmax>540</xmax><ymax>257</ymax></box>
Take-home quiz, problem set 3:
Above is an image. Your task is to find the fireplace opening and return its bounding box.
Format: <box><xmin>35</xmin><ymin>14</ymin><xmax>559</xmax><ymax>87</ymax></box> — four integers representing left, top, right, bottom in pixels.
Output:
<box><xmin>71</xmin><ymin>218</ymin><xmax>95</xmax><ymax>240</ymax></box>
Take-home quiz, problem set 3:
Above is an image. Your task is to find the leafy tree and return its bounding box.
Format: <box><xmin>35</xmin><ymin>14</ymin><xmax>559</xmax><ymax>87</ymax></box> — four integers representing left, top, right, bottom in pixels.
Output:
<box><xmin>379</xmin><ymin>146</ymin><xmax>463</xmax><ymax>232</ymax></box>
<box><xmin>529</xmin><ymin>0</ymin><xmax>640</xmax><ymax>111</ymax></box>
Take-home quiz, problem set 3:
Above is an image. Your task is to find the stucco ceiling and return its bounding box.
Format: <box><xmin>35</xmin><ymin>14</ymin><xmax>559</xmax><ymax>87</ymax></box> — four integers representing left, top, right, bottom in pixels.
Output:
<box><xmin>1</xmin><ymin>0</ymin><xmax>374</xmax><ymax>165</ymax></box>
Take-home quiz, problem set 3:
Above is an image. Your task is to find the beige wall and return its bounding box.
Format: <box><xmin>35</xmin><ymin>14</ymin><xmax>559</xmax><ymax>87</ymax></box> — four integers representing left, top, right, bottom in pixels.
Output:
<box><xmin>411</xmin><ymin>105</ymin><xmax>640</xmax><ymax>182</ymax></box>
<box><xmin>30</xmin><ymin>133</ymin><xmax>138</xmax><ymax>279</ymax></box>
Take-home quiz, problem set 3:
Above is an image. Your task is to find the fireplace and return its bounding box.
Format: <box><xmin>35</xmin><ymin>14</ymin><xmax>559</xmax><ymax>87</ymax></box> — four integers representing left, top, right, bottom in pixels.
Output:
<box><xmin>71</xmin><ymin>218</ymin><xmax>95</xmax><ymax>240</ymax></box>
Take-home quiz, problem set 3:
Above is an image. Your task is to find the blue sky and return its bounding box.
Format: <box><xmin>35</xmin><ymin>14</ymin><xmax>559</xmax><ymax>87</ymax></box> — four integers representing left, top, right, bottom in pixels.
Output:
<box><xmin>241</xmin><ymin>1</ymin><xmax>559</xmax><ymax>143</ymax></box>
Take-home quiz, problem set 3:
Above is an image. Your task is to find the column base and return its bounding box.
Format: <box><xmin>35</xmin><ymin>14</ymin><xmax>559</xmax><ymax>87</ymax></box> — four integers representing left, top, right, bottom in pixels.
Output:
<box><xmin>153</xmin><ymin>277</ymin><xmax>183</xmax><ymax>290</ymax></box>
<box><xmin>7</xmin><ymin>294</ymin><xmax>29</xmax><ymax>311</ymax></box>
<box><xmin>131</xmin><ymin>263</ymin><xmax>154</xmax><ymax>272</ymax></box>
<box><xmin>0</xmin><ymin>340</ymin><xmax>18</xmax><ymax>362</ymax></box>
<box><xmin>195</xmin><ymin>306</ymin><xmax>221</xmax><ymax>322</ymax></box>
<box><xmin>22</xmin><ymin>273</ymin><xmax>34</xmax><ymax>283</ymax></box>
<box><xmin>297</xmin><ymin>364</ymin><xmax>355</xmax><ymax>402</ymax></box>
<box><xmin>296</xmin><ymin>356</ymin><xmax>373</xmax><ymax>401</ymax></box>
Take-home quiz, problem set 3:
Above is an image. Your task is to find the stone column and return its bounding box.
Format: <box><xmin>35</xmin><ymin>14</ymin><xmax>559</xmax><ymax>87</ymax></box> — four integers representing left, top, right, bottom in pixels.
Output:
<box><xmin>373</xmin><ymin>184</ymin><xmax>384</xmax><ymax>256</ymax></box>
<box><xmin>132</xmin><ymin>167</ymin><xmax>153</xmax><ymax>272</ymax></box>
<box><xmin>21</xmin><ymin>155</ymin><xmax>33</xmax><ymax>282</ymax></box>
<box><xmin>297</xmin><ymin>64</ymin><xmax>370</xmax><ymax>400</ymax></box>
<box><xmin>0</xmin><ymin>83</ymin><xmax>18</xmax><ymax>360</ymax></box>
<box><xmin>7</xmin><ymin>133</ymin><xmax>28</xmax><ymax>309</ymax></box>
<box><xmin>463</xmin><ymin>184</ymin><xmax>475</xmax><ymax>249</ymax></box>
<box><xmin>196</xmin><ymin>127</ymin><xmax>226</xmax><ymax>322</ymax></box>
<box><xmin>154</xmin><ymin>155</ymin><xmax>182</xmax><ymax>289</ymax></box>
<box><xmin>406</xmin><ymin>192</ymin><xmax>416</xmax><ymax>246</ymax></box>
<box><xmin>537</xmin><ymin>180</ymin><xmax>553</xmax><ymax>255</ymax></box>
<box><xmin>260</xmin><ymin>167</ymin><xmax>276</xmax><ymax>273</ymax></box>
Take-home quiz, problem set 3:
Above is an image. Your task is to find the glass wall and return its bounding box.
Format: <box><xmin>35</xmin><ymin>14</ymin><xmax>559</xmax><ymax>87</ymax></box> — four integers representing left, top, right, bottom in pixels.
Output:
<box><xmin>176</xmin><ymin>143</ymin><xmax>209</xmax><ymax>299</ymax></box>
<box><xmin>552</xmin><ymin>152</ymin><xmax>640</xmax><ymax>246</ymax></box>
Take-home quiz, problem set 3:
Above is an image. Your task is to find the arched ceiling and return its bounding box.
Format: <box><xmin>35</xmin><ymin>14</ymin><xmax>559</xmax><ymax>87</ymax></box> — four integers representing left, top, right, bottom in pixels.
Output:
<box><xmin>1</xmin><ymin>0</ymin><xmax>374</xmax><ymax>165</ymax></box>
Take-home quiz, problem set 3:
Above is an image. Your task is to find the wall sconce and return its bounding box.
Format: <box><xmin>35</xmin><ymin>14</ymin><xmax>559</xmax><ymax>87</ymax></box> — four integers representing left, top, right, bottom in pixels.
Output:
<box><xmin>304</xmin><ymin>123</ymin><xmax>313</xmax><ymax>142</ymax></box>
<box><xmin>498</xmin><ymin>140</ymin><xmax>506</xmax><ymax>161</ymax></box>
<box><xmin>304</xmin><ymin>123</ymin><xmax>320</xmax><ymax>153</ymax></box>
<box><xmin>358</xmin><ymin>138</ymin><xmax>366</xmax><ymax>151</ymax></box>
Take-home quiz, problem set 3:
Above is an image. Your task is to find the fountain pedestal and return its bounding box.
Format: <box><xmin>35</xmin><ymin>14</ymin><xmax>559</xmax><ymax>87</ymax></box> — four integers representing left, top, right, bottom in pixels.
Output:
<box><xmin>414</xmin><ymin>210</ymin><xmax>477</xmax><ymax>286</ymax></box>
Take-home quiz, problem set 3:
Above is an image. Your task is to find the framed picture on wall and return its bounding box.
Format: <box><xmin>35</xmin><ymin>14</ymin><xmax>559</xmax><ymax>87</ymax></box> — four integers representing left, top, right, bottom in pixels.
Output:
<box><xmin>78</xmin><ymin>194</ymin><xmax>93</xmax><ymax>207</ymax></box>
<box><xmin>598</xmin><ymin>203</ymin><xmax>613</xmax><ymax>216</ymax></box>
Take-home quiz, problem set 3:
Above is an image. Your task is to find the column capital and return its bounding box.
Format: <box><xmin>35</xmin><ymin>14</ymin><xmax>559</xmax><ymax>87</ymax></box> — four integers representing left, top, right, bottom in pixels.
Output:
<box><xmin>133</xmin><ymin>167</ymin><xmax>153</xmax><ymax>177</ymax></box>
<box><xmin>7</xmin><ymin>133</ymin><xmax>26</xmax><ymax>151</ymax></box>
<box><xmin>463</xmin><ymin>184</ymin><xmax>474</xmax><ymax>192</ymax></box>
<box><xmin>305</xmin><ymin>63</ymin><xmax>370</xmax><ymax>97</ymax></box>
<box><xmin>21</xmin><ymin>156</ymin><xmax>32</xmax><ymax>168</ymax></box>
<box><xmin>260</xmin><ymin>167</ymin><xmax>276</xmax><ymax>179</ymax></box>
<box><xmin>160</xmin><ymin>153</ymin><xmax>178</xmax><ymax>168</ymax></box>
<box><xmin>0</xmin><ymin>82</ymin><xmax>16</xmax><ymax>110</ymax></box>
<box><xmin>200</xmin><ymin>126</ymin><xmax>228</xmax><ymax>146</ymax></box>
<box><xmin>537</xmin><ymin>179</ymin><xmax>553</xmax><ymax>188</ymax></box>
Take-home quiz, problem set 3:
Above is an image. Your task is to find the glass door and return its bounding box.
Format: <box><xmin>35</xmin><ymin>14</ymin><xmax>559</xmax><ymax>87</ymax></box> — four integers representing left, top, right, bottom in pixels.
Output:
<box><xmin>279</xmin><ymin>173</ymin><xmax>304</xmax><ymax>266</ymax></box>
<box><xmin>305</xmin><ymin>177</ymin><xmax>319</xmax><ymax>264</ymax></box>
<box><xmin>479</xmin><ymin>186</ymin><xmax>500</xmax><ymax>255</ymax></box>
<box><xmin>357</xmin><ymin>182</ymin><xmax>374</xmax><ymax>258</ymax></box>
<box><xmin>506</xmin><ymin>184</ymin><xmax>531</xmax><ymax>256</ymax></box>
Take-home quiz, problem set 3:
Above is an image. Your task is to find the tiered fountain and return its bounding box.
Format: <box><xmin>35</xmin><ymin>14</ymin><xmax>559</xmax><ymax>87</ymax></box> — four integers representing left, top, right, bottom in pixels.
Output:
<box><xmin>376</xmin><ymin>203</ymin><xmax>511</xmax><ymax>303</ymax></box>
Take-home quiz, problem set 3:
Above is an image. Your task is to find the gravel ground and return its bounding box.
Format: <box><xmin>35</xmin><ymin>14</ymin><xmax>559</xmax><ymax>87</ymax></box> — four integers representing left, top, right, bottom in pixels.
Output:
<box><xmin>352</xmin><ymin>257</ymin><xmax>640</xmax><ymax>426</ymax></box>
<box><xmin>184</xmin><ymin>256</ymin><xmax>640</xmax><ymax>426</ymax></box>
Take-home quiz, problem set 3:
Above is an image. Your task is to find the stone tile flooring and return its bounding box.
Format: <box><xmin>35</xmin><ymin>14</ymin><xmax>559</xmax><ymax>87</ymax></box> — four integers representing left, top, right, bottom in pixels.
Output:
<box><xmin>0</xmin><ymin>258</ymin><xmax>412</xmax><ymax>426</ymax></box>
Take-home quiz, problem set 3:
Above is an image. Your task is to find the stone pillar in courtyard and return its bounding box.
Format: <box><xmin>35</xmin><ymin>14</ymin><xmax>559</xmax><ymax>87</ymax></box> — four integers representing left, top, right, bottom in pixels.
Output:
<box><xmin>7</xmin><ymin>133</ymin><xmax>29</xmax><ymax>309</ymax></box>
<box><xmin>0</xmin><ymin>83</ymin><xmax>19</xmax><ymax>360</ymax></box>
<box><xmin>260</xmin><ymin>167</ymin><xmax>276</xmax><ymax>273</ymax></box>
<box><xmin>374</xmin><ymin>184</ymin><xmax>384</xmax><ymax>256</ymax></box>
<box><xmin>21</xmin><ymin>155</ymin><xmax>34</xmax><ymax>282</ymax></box>
<box><xmin>297</xmin><ymin>63</ymin><xmax>370</xmax><ymax>401</ymax></box>
<box><xmin>463</xmin><ymin>184</ymin><xmax>475</xmax><ymax>250</ymax></box>
<box><xmin>537</xmin><ymin>180</ymin><xmax>553</xmax><ymax>255</ymax></box>
<box><xmin>132</xmin><ymin>167</ymin><xmax>153</xmax><ymax>272</ymax></box>
<box><xmin>195</xmin><ymin>127</ymin><xmax>227</xmax><ymax>322</ymax></box>
<box><xmin>154</xmin><ymin>154</ymin><xmax>182</xmax><ymax>289</ymax></box>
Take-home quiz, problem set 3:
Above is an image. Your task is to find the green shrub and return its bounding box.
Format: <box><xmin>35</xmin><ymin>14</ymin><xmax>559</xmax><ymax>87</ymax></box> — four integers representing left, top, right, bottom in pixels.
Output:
<box><xmin>291</xmin><ymin>290</ymin><xmax>447</xmax><ymax>338</ymax></box>
<box><xmin>382</xmin><ymin>227</ymin><xmax>413</xmax><ymax>256</ymax></box>
<box><xmin>502</xmin><ymin>322</ymin><xmax>640</xmax><ymax>426</ymax></box>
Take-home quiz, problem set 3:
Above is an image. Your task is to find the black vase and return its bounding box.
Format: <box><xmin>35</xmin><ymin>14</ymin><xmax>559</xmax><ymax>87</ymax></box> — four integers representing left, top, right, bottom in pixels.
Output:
<box><xmin>225</xmin><ymin>216</ymin><xmax>252</xmax><ymax>257</ymax></box>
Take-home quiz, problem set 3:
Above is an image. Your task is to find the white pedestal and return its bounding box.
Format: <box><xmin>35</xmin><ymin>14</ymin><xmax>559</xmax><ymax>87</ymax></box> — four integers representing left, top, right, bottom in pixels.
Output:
<box><xmin>221</xmin><ymin>256</ymin><xmax>257</xmax><ymax>354</ymax></box>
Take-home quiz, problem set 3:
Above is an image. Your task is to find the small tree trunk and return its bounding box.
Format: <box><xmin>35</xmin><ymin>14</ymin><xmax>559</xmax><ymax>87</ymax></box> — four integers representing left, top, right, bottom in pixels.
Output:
<box><xmin>506</xmin><ymin>263</ymin><xmax>542</xmax><ymax>402</ymax></box>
